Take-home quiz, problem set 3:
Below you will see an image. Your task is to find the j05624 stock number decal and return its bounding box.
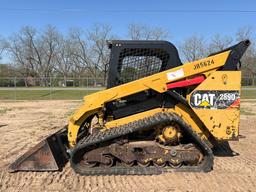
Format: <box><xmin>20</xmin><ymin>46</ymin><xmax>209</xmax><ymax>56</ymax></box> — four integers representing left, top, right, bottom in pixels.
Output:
<box><xmin>190</xmin><ymin>90</ymin><xmax>240</xmax><ymax>109</ymax></box>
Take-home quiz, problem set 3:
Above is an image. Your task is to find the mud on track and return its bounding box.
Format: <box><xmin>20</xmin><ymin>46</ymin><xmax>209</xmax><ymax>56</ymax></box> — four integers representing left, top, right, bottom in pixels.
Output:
<box><xmin>0</xmin><ymin>100</ymin><xmax>256</xmax><ymax>192</ymax></box>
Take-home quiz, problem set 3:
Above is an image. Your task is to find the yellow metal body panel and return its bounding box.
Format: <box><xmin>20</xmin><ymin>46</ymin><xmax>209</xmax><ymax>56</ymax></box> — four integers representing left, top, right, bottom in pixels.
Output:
<box><xmin>174</xmin><ymin>104</ymin><xmax>209</xmax><ymax>142</ymax></box>
<box><xmin>68</xmin><ymin>51</ymin><xmax>231</xmax><ymax>147</ymax></box>
<box><xmin>106</xmin><ymin>106</ymin><xmax>211</xmax><ymax>145</ymax></box>
<box><xmin>188</xmin><ymin>71</ymin><xmax>241</xmax><ymax>141</ymax></box>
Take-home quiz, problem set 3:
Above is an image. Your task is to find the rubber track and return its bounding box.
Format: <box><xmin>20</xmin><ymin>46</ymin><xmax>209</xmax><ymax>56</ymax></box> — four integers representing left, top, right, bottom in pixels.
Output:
<box><xmin>70</xmin><ymin>112</ymin><xmax>213</xmax><ymax>175</ymax></box>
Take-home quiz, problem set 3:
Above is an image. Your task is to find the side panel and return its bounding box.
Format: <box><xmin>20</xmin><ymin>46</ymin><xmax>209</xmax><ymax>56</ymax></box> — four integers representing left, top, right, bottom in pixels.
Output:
<box><xmin>68</xmin><ymin>51</ymin><xmax>230</xmax><ymax>146</ymax></box>
<box><xmin>188</xmin><ymin>71</ymin><xmax>241</xmax><ymax>141</ymax></box>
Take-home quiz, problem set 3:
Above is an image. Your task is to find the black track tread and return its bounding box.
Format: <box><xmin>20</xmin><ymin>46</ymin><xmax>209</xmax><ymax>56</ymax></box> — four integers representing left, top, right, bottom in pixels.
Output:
<box><xmin>70</xmin><ymin>112</ymin><xmax>213</xmax><ymax>175</ymax></box>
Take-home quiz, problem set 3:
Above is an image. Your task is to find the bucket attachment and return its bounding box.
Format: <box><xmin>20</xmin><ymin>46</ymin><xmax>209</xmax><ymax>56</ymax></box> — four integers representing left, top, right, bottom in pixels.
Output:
<box><xmin>9</xmin><ymin>128</ymin><xmax>69</xmax><ymax>172</ymax></box>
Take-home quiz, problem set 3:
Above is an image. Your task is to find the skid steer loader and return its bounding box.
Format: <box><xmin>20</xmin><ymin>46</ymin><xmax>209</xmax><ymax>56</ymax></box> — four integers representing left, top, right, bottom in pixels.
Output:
<box><xmin>9</xmin><ymin>39</ymin><xmax>250</xmax><ymax>175</ymax></box>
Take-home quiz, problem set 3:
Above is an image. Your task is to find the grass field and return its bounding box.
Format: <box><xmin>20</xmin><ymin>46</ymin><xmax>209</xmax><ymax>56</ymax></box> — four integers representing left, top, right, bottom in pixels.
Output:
<box><xmin>0</xmin><ymin>90</ymin><xmax>98</xmax><ymax>100</ymax></box>
<box><xmin>241</xmin><ymin>89</ymin><xmax>256</xmax><ymax>99</ymax></box>
<box><xmin>0</xmin><ymin>88</ymin><xmax>255</xmax><ymax>100</ymax></box>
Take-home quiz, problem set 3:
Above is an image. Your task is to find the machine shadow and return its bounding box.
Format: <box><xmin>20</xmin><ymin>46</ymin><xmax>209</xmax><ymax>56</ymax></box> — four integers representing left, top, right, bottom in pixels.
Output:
<box><xmin>212</xmin><ymin>141</ymin><xmax>239</xmax><ymax>157</ymax></box>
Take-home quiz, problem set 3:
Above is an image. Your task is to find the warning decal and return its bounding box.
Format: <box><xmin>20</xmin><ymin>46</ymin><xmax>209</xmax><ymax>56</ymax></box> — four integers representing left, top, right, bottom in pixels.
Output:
<box><xmin>190</xmin><ymin>90</ymin><xmax>240</xmax><ymax>109</ymax></box>
<box><xmin>167</xmin><ymin>69</ymin><xmax>184</xmax><ymax>81</ymax></box>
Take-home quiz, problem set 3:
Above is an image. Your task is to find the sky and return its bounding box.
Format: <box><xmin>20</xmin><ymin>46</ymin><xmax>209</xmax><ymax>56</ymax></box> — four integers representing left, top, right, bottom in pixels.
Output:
<box><xmin>0</xmin><ymin>0</ymin><xmax>255</xmax><ymax>45</ymax></box>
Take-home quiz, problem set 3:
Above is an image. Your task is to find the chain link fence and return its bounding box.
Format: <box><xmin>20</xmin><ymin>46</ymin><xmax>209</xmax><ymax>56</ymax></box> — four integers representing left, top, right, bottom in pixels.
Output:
<box><xmin>1</xmin><ymin>76</ymin><xmax>255</xmax><ymax>87</ymax></box>
<box><xmin>242</xmin><ymin>77</ymin><xmax>256</xmax><ymax>86</ymax></box>
<box><xmin>0</xmin><ymin>77</ymin><xmax>106</xmax><ymax>88</ymax></box>
<box><xmin>0</xmin><ymin>77</ymin><xmax>105</xmax><ymax>100</ymax></box>
<box><xmin>0</xmin><ymin>76</ymin><xmax>255</xmax><ymax>100</ymax></box>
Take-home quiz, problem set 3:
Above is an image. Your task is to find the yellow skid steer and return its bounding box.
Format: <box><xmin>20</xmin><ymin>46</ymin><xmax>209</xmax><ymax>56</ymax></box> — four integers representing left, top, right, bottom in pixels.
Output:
<box><xmin>9</xmin><ymin>39</ymin><xmax>250</xmax><ymax>175</ymax></box>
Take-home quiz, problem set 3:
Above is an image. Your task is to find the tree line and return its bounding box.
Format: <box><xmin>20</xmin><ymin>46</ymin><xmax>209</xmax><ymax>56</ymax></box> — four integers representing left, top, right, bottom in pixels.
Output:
<box><xmin>0</xmin><ymin>24</ymin><xmax>255</xmax><ymax>86</ymax></box>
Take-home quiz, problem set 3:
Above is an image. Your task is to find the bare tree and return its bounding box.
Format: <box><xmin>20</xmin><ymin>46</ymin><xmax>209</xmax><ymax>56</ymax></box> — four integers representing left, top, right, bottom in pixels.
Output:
<box><xmin>39</xmin><ymin>25</ymin><xmax>62</xmax><ymax>86</ymax></box>
<box><xmin>236</xmin><ymin>26</ymin><xmax>256</xmax><ymax>85</ymax></box>
<box><xmin>6</xmin><ymin>27</ymin><xmax>38</xmax><ymax>87</ymax></box>
<box><xmin>53</xmin><ymin>34</ymin><xmax>73</xmax><ymax>87</ymax></box>
<box><xmin>16</xmin><ymin>25</ymin><xmax>61</xmax><ymax>86</ymax></box>
<box><xmin>5</xmin><ymin>24</ymin><xmax>169</xmax><ymax>87</ymax></box>
<box><xmin>67</xmin><ymin>25</ymin><xmax>114</xmax><ymax>86</ymax></box>
<box><xmin>23</xmin><ymin>26</ymin><xmax>45</xmax><ymax>86</ymax></box>
<box><xmin>68</xmin><ymin>28</ymin><xmax>91</xmax><ymax>80</ymax></box>
<box><xmin>5</xmin><ymin>24</ymin><xmax>255</xmax><ymax>87</ymax></box>
<box><xmin>7</xmin><ymin>25</ymin><xmax>62</xmax><ymax>86</ymax></box>
<box><xmin>0</xmin><ymin>36</ymin><xmax>7</xmax><ymax>61</ymax></box>
<box><xmin>236</xmin><ymin>26</ymin><xmax>253</xmax><ymax>42</ymax></box>
<box><xmin>128</xmin><ymin>23</ymin><xmax>169</xmax><ymax>40</ymax></box>
<box><xmin>179</xmin><ymin>35</ymin><xmax>206</xmax><ymax>62</ymax></box>
<box><xmin>208</xmin><ymin>34</ymin><xmax>233</xmax><ymax>54</ymax></box>
<box><xmin>87</xmin><ymin>24</ymin><xmax>114</xmax><ymax>85</ymax></box>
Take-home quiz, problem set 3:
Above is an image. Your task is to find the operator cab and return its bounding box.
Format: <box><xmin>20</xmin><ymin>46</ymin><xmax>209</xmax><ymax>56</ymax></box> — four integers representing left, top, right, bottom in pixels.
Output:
<box><xmin>107</xmin><ymin>40</ymin><xmax>182</xmax><ymax>88</ymax></box>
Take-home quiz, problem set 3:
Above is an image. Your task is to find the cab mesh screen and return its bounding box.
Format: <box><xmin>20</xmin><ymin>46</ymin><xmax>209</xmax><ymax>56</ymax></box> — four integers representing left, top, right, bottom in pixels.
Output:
<box><xmin>118</xmin><ymin>48</ymin><xmax>169</xmax><ymax>83</ymax></box>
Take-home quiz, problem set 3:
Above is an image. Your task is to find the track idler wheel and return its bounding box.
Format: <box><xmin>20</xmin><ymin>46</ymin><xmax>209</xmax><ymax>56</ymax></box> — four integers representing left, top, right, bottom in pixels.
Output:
<box><xmin>137</xmin><ymin>160</ymin><xmax>151</xmax><ymax>167</ymax></box>
<box><xmin>80</xmin><ymin>159</ymin><xmax>97</xmax><ymax>168</ymax></box>
<box><xmin>153</xmin><ymin>159</ymin><xmax>167</xmax><ymax>167</ymax></box>
<box><xmin>168</xmin><ymin>160</ymin><xmax>182</xmax><ymax>168</ymax></box>
<box><xmin>101</xmin><ymin>155</ymin><xmax>114</xmax><ymax>167</ymax></box>
<box><xmin>124</xmin><ymin>161</ymin><xmax>135</xmax><ymax>167</ymax></box>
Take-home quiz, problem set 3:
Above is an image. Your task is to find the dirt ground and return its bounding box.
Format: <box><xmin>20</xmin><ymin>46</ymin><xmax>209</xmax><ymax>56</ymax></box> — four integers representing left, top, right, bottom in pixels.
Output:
<box><xmin>0</xmin><ymin>100</ymin><xmax>256</xmax><ymax>192</ymax></box>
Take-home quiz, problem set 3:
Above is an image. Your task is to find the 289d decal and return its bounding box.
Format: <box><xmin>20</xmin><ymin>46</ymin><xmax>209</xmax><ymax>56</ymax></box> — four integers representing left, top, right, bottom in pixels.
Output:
<box><xmin>190</xmin><ymin>90</ymin><xmax>240</xmax><ymax>109</ymax></box>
